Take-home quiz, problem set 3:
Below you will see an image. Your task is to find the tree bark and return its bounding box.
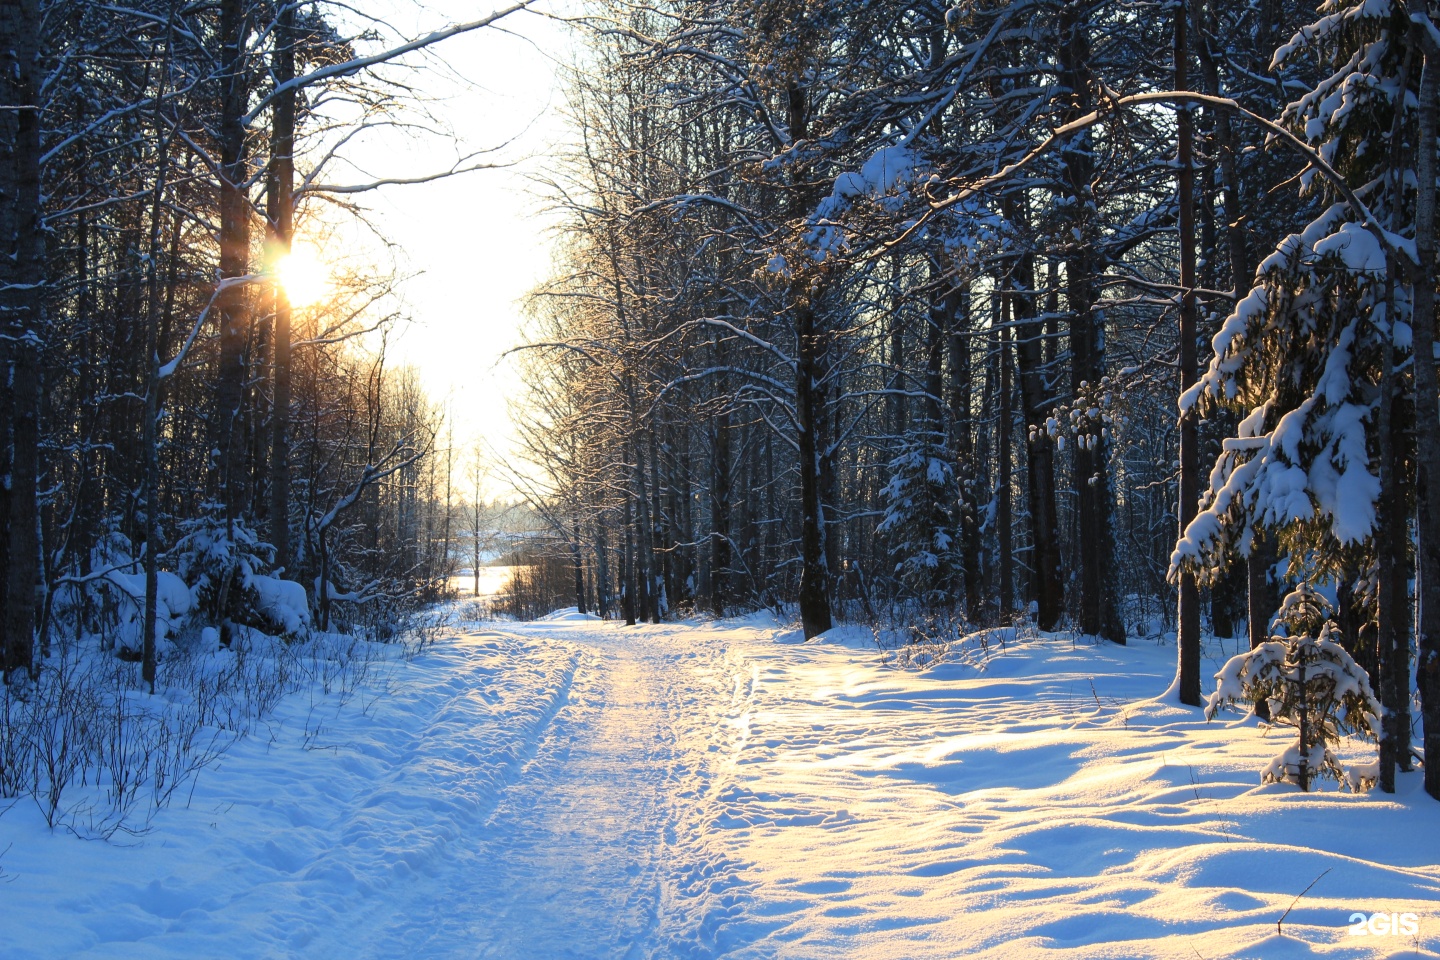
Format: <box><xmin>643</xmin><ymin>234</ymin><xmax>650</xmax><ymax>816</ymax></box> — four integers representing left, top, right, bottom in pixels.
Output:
<box><xmin>571</xmin><ymin>519</ymin><xmax>587</xmax><ymax>615</ymax></box>
<box><xmin>1</xmin><ymin>0</ymin><xmax>43</xmax><ymax>682</ymax></box>
<box><xmin>141</xmin><ymin>26</ymin><xmax>177</xmax><ymax>691</ymax></box>
<box><xmin>1195</xmin><ymin>0</ymin><xmax>1278</xmax><ymax>648</ymax></box>
<box><xmin>595</xmin><ymin>517</ymin><xmax>611</xmax><ymax>619</ymax></box>
<box><xmin>998</xmin><ymin>310</ymin><xmax>1015</xmax><ymax>620</ymax></box>
<box><xmin>710</xmin><ymin>409</ymin><xmax>732</xmax><ymax>615</ymax></box>
<box><xmin>621</xmin><ymin>492</ymin><xmax>636</xmax><ymax>625</ymax></box>
<box><xmin>1176</xmin><ymin>0</ymin><xmax>1203</xmax><ymax>706</ymax></box>
<box><xmin>212</xmin><ymin>0</ymin><xmax>253</xmax><ymax>527</ymax></box>
<box><xmin>1375</xmin><ymin>268</ymin><xmax>1409</xmax><ymax>793</ymax></box>
<box><xmin>1008</xmin><ymin>234</ymin><xmax>1064</xmax><ymax>630</ymax></box>
<box><xmin>949</xmin><ymin>285</ymin><xmax>983</xmax><ymax>619</ymax></box>
<box><xmin>796</xmin><ymin>298</ymin><xmax>834</xmax><ymax>638</ymax></box>
<box><xmin>649</xmin><ymin>425</ymin><xmax>665</xmax><ymax>621</ymax></box>
<box><xmin>268</xmin><ymin>0</ymin><xmax>297</xmax><ymax>573</ymax></box>
<box><xmin>1412</xmin><ymin>14</ymin><xmax>1440</xmax><ymax>799</ymax></box>
<box><xmin>783</xmin><ymin>81</ymin><xmax>833</xmax><ymax>639</ymax></box>
<box><xmin>1058</xmin><ymin>0</ymin><xmax>1124</xmax><ymax>643</ymax></box>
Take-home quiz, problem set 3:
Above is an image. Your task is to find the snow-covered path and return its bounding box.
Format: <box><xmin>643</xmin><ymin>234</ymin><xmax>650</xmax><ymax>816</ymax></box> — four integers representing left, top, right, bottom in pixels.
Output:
<box><xmin>4</xmin><ymin>613</ymin><xmax>1440</xmax><ymax>959</ymax></box>
<box><xmin>338</xmin><ymin>620</ymin><xmax>760</xmax><ymax>959</ymax></box>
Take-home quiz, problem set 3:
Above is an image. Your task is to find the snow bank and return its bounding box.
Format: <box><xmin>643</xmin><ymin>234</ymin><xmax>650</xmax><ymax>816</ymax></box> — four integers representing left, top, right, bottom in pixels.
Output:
<box><xmin>244</xmin><ymin>573</ymin><xmax>311</xmax><ymax>637</ymax></box>
<box><xmin>537</xmin><ymin>606</ymin><xmax>602</xmax><ymax>621</ymax></box>
<box><xmin>0</xmin><ymin>628</ymin><xmax>583</xmax><ymax>959</ymax></box>
<box><xmin>687</xmin><ymin>625</ymin><xmax>1440</xmax><ymax>959</ymax></box>
<box><xmin>104</xmin><ymin>569</ymin><xmax>194</xmax><ymax>651</ymax></box>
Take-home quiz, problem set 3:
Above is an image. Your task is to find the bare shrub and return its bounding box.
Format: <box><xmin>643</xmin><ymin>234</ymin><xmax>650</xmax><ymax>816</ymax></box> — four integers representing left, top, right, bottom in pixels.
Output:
<box><xmin>0</xmin><ymin>618</ymin><xmax>395</xmax><ymax>837</ymax></box>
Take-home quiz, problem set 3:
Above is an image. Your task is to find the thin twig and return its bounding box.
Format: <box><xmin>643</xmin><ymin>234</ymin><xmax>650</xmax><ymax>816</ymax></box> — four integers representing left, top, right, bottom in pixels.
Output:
<box><xmin>1277</xmin><ymin>867</ymin><xmax>1332</xmax><ymax>937</ymax></box>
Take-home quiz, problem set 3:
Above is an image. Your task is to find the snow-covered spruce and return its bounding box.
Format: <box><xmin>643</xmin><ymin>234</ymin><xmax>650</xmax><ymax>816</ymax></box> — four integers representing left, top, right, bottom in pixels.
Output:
<box><xmin>174</xmin><ymin>514</ymin><xmax>311</xmax><ymax>642</ymax></box>
<box><xmin>1206</xmin><ymin>586</ymin><xmax>1381</xmax><ymax>791</ymax></box>
<box><xmin>1171</xmin><ymin>0</ymin><xmax>1416</xmax><ymax>584</ymax></box>
<box><xmin>877</xmin><ymin>431</ymin><xmax>959</xmax><ymax>607</ymax></box>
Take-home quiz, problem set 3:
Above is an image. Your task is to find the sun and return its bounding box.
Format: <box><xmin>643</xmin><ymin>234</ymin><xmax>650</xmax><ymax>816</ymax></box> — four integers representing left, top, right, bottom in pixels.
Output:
<box><xmin>277</xmin><ymin>244</ymin><xmax>329</xmax><ymax>308</ymax></box>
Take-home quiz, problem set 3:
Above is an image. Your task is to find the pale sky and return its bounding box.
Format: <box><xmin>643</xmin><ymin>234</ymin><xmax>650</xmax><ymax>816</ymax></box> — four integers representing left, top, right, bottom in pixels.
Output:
<box><xmin>325</xmin><ymin>1</ymin><xmax>573</xmax><ymax>487</ymax></box>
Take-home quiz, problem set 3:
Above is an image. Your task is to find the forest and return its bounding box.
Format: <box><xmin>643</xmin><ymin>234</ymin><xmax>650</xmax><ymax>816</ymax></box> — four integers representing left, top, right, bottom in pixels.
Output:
<box><xmin>1</xmin><ymin>0</ymin><xmax>1439</xmax><ymax>845</ymax></box>
<box><xmin>0</xmin><ymin>0</ymin><xmax>522</xmax><ymax>676</ymax></box>
<box><xmin>3</xmin><ymin>0</ymin><xmax>1440</xmax><ymax>953</ymax></box>
<box><xmin>512</xmin><ymin>0</ymin><xmax>1440</xmax><ymax>802</ymax></box>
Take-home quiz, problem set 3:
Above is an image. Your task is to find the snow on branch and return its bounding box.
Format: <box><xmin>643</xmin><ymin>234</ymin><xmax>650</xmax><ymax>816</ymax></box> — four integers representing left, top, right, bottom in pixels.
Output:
<box><xmin>242</xmin><ymin>0</ymin><xmax>541</xmax><ymax>127</ymax></box>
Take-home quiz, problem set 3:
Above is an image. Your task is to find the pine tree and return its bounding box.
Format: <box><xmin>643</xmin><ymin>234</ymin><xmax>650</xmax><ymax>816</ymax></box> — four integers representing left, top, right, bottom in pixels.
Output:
<box><xmin>878</xmin><ymin>429</ymin><xmax>960</xmax><ymax>609</ymax></box>
<box><xmin>1206</xmin><ymin>585</ymin><xmax>1382</xmax><ymax>791</ymax></box>
<box><xmin>1175</xmin><ymin>0</ymin><xmax>1419</xmax><ymax>789</ymax></box>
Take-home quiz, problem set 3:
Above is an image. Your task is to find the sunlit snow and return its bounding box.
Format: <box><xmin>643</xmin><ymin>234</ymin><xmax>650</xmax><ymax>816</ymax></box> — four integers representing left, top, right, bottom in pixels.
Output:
<box><xmin>2</xmin><ymin>615</ymin><xmax>1436</xmax><ymax>958</ymax></box>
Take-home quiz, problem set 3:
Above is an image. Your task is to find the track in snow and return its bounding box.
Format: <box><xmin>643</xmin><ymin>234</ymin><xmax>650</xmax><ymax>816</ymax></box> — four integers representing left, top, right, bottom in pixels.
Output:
<box><xmin>344</xmin><ymin>618</ymin><xmax>764</xmax><ymax>960</ymax></box>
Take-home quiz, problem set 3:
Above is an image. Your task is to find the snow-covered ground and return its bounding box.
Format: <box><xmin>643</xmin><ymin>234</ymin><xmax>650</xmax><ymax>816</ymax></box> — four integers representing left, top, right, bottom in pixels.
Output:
<box><xmin>1</xmin><ymin>613</ymin><xmax>1436</xmax><ymax>959</ymax></box>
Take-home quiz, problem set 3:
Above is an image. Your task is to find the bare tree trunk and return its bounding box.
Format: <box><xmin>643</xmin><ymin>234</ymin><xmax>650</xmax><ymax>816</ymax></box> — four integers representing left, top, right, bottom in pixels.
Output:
<box><xmin>1193</xmin><ymin>0</ymin><xmax>1277</xmax><ymax>648</ymax></box>
<box><xmin>213</xmin><ymin>0</ymin><xmax>253</xmax><ymax>527</ymax></box>
<box><xmin>1375</xmin><ymin>27</ymin><xmax>1424</xmax><ymax>793</ymax></box>
<box><xmin>594</xmin><ymin>517</ymin><xmax>611</xmax><ymax>619</ymax></box>
<box><xmin>949</xmin><ymin>285</ymin><xmax>983</xmax><ymax>619</ymax></box>
<box><xmin>1412</xmin><ymin>14</ymin><xmax>1440</xmax><ymax>799</ymax></box>
<box><xmin>648</xmin><ymin>426</ymin><xmax>665</xmax><ymax>621</ymax></box>
<box><xmin>1376</xmin><ymin>266</ymin><xmax>1408</xmax><ymax>793</ymax></box>
<box><xmin>318</xmin><ymin>532</ymin><xmax>331</xmax><ymax>631</ymax></box>
<box><xmin>621</xmin><ymin>489</ymin><xmax>636</xmax><ymax>625</ymax></box>
<box><xmin>1</xmin><ymin>0</ymin><xmax>43</xmax><ymax>682</ymax></box>
<box><xmin>782</xmin><ymin>81</ymin><xmax>833</xmax><ymax>639</ymax></box>
<box><xmin>635</xmin><ymin>428</ymin><xmax>658</xmax><ymax>623</ymax></box>
<box><xmin>796</xmin><ymin>297</ymin><xmax>834</xmax><ymax>638</ymax></box>
<box><xmin>1175</xmin><ymin>0</ymin><xmax>1203</xmax><ymax>706</ymax></box>
<box><xmin>677</xmin><ymin>437</ymin><xmax>694</xmax><ymax>608</ymax></box>
<box><xmin>998</xmin><ymin>310</ymin><xmax>1014</xmax><ymax>620</ymax></box>
<box><xmin>710</xmin><ymin>409</ymin><xmax>731</xmax><ymax>615</ymax></box>
<box><xmin>1059</xmin><ymin>0</ymin><xmax>1123</xmax><ymax>643</ymax></box>
<box><xmin>1009</xmin><ymin>242</ymin><xmax>1064</xmax><ymax>630</ymax></box>
<box><xmin>268</xmin><ymin>0</ymin><xmax>297</xmax><ymax>573</ymax></box>
<box><xmin>141</xmin><ymin>24</ymin><xmax>177</xmax><ymax>692</ymax></box>
<box><xmin>887</xmin><ymin>260</ymin><xmax>906</xmax><ymax>444</ymax></box>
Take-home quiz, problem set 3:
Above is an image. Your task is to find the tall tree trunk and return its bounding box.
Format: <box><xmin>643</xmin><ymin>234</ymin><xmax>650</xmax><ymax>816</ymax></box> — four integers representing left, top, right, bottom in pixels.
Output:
<box><xmin>1008</xmin><ymin>231</ymin><xmax>1064</xmax><ymax>629</ymax></box>
<box><xmin>925</xmin><ymin>266</ymin><xmax>948</xmax><ymax>434</ymax></box>
<box><xmin>949</xmin><ymin>285</ymin><xmax>983</xmax><ymax>619</ymax></box>
<box><xmin>998</xmin><ymin>311</ymin><xmax>1015</xmax><ymax>620</ymax></box>
<box><xmin>887</xmin><ymin>261</ymin><xmax>907</xmax><ymax>443</ymax></box>
<box><xmin>1412</xmin><ymin>15</ymin><xmax>1440</xmax><ymax>799</ymax></box>
<box><xmin>1376</xmin><ymin>264</ymin><xmax>1410</xmax><ymax>793</ymax></box>
<box><xmin>649</xmin><ymin>426</ymin><xmax>665</xmax><ymax>621</ymax></box>
<box><xmin>632</xmin><ymin>429</ymin><xmax>654</xmax><ymax>623</ymax></box>
<box><xmin>796</xmin><ymin>298</ymin><xmax>834</xmax><ymax>638</ymax></box>
<box><xmin>595</xmin><ymin>517</ymin><xmax>611</xmax><ymax>619</ymax></box>
<box><xmin>1</xmin><ymin>0</ymin><xmax>43</xmax><ymax>681</ymax></box>
<box><xmin>1195</xmin><ymin>0</ymin><xmax>1277</xmax><ymax>648</ymax></box>
<box><xmin>710</xmin><ymin>409</ymin><xmax>732</xmax><ymax>615</ymax></box>
<box><xmin>1175</xmin><ymin>0</ymin><xmax>1203</xmax><ymax>706</ymax></box>
<box><xmin>572</xmin><ymin>519</ymin><xmax>587</xmax><ymax>615</ymax></box>
<box><xmin>738</xmin><ymin>426</ymin><xmax>756</xmax><ymax>602</ymax></box>
<box><xmin>1059</xmin><ymin>0</ymin><xmax>1123</xmax><ymax>643</ymax></box>
<box><xmin>73</xmin><ymin>207</ymin><xmax>97</xmax><ymax>598</ymax></box>
<box><xmin>763</xmin><ymin>428</ymin><xmax>778</xmax><ymax>605</ymax></box>
<box><xmin>677</xmin><ymin>438</ymin><xmax>694</xmax><ymax>607</ymax></box>
<box><xmin>268</xmin><ymin>0</ymin><xmax>297</xmax><ymax>573</ymax></box>
<box><xmin>1375</xmin><ymin>18</ymin><xmax>1422</xmax><ymax>793</ymax></box>
<box><xmin>784</xmin><ymin>81</ymin><xmax>832</xmax><ymax>638</ymax></box>
<box><xmin>213</xmin><ymin>0</ymin><xmax>253</xmax><ymax>527</ymax></box>
<box><xmin>621</xmin><ymin>492</ymin><xmax>636</xmax><ymax>626</ymax></box>
<box><xmin>141</xmin><ymin>31</ymin><xmax>177</xmax><ymax>692</ymax></box>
